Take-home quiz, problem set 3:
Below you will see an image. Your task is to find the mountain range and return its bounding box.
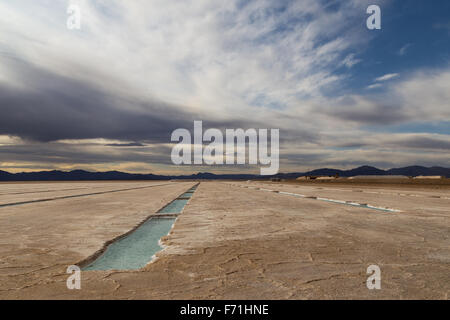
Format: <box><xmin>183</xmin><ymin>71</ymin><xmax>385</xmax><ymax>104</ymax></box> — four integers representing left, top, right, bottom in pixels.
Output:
<box><xmin>0</xmin><ymin>166</ymin><xmax>449</xmax><ymax>181</ymax></box>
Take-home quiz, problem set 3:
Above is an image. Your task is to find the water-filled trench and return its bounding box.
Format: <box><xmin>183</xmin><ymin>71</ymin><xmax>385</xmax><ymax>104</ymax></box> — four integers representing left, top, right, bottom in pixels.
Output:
<box><xmin>83</xmin><ymin>184</ymin><xmax>199</xmax><ymax>271</ymax></box>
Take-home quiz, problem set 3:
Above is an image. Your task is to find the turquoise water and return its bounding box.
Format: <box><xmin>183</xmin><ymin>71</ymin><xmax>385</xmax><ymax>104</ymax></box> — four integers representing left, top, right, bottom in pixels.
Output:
<box><xmin>83</xmin><ymin>217</ymin><xmax>176</xmax><ymax>271</ymax></box>
<box><xmin>83</xmin><ymin>185</ymin><xmax>198</xmax><ymax>271</ymax></box>
<box><xmin>158</xmin><ymin>199</ymin><xmax>189</xmax><ymax>213</ymax></box>
<box><xmin>180</xmin><ymin>192</ymin><xmax>193</xmax><ymax>198</ymax></box>
<box><xmin>316</xmin><ymin>198</ymin><xmax>397</xmax><ymax>212</ymax></box>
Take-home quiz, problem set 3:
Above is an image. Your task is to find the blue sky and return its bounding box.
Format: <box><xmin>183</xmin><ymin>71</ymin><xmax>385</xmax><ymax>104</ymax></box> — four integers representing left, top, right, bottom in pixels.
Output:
<box><xmin>0</xmin><ymin>0</ymin><xmax>449</xmax><ymax>173</ymax></box>
<box><xmin>346</xmin><ymin>0</ymin><xmax>450</xmax><ymax>90</ymax></box>
<box><xmin>352</xmin><ymin>0</ymin><xmax>450</xmax><ymax>135</ymax></box>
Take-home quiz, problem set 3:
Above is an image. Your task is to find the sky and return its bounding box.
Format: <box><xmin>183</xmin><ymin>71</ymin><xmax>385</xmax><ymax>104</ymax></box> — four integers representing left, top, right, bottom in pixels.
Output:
<box><xmin>0</xmin><ymin>0</ymin><xmax>449</xmax><ymax>174</ymax></box>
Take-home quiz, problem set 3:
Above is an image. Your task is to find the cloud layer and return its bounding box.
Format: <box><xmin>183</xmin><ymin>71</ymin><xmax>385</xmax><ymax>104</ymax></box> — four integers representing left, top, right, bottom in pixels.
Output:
<box><xmin>0</xmin><ymin>0</ymin><xmax>449</xmax><ymax>173</ymax></box>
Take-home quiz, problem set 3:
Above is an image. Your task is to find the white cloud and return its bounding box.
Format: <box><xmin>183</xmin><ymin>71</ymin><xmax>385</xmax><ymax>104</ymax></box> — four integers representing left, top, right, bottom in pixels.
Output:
<box><xmin>365</xmin><ymin>73</ymin><xmax>400</xmax><ymax>89</ymax></box>
<box><xmin>395</xmin><ymin>70</ymin><xmax>450</xmax><ymax>121</ymax></box>
<box><xmin>375</xmin><ymin>73</ymin><xmax>399</xmax><ymax>82</ymax></box>
<box><xmin>342</xmin><ymin>53</ymin><xmax>361</xmax><ymax>68</ymax></box>
<box><xmin>0</xmin><ymin>0</ymin><xmax>449</xmax><ymax>172</ymax></box>
<box><xmin>398</xmin><ymin>43</ymin><xmax>411</xmax><ymax>56</ymax></box>
<box><xmin>367</xmin><ymin>83</ymin><xmax>382</xmax><ymax>89</ymax></box>
<box><xmin>0</xmin><ymin>0</ymin><xmax>374</xmax><ymax>116</ymax></box>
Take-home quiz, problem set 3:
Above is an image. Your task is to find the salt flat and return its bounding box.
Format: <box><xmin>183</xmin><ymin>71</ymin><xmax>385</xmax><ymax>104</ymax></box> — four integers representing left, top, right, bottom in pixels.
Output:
<box><xmin>0</xmin><ymin>182</ymin><xmax>173</xmax><ymax>206</ymax></box>
<box><xmin>0</xmin><ymin>181</ymin><xmax>448</xmax><ymax>299</ymax></box>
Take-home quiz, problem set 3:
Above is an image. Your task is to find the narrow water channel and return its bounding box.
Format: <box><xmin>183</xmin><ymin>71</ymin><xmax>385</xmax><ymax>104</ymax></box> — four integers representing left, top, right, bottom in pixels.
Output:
<box><xmin>83</xmin><ymin>184</ymin><xmax>199</xmax><ymax>271</ymax></box>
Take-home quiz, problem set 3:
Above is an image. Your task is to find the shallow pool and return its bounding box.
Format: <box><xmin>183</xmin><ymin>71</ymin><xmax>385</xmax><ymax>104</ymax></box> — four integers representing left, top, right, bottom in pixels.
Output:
<box><xmin>180</xmin><ymin>192</ymin><xmax>194</xmax><ymax>198</ymax></box>
<box><xmin>158</xmin><ymin>199</ymin><xmax>189</xmax><ymax>213</ymax></box>
<box><xmin>83</xmin><ymin>185</ymin><xmax>198</xmax><ymax>271</ymax></box>
<box><xmin>83</xmin><ymin>217</ymin><xmax>176</xmax><ymax>271</ymax></box>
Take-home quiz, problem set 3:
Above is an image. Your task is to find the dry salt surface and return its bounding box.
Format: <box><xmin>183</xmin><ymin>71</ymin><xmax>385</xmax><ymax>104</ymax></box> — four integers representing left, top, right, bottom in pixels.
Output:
<box><xmin>0</xmin><ymin>181</ymin><xmax>448</xmax><ymax>299</ymax></box>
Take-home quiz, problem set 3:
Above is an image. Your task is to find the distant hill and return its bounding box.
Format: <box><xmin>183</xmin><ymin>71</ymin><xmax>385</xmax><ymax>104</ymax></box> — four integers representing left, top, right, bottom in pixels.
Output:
<box><xmin>386</xmin><ymin>166</ymin><xmax>450</xmax><ymax>177</ymax></box>
<box><xmin>0</xmin><ymin>169</ymin><xmax>261</xmax><ymax>181</ymax></box>
<box><xmin>287</xmin><ymin>166</ymin><xmax>388</xmax><ymax>178</ymax></box>
<box><xmin>298</xmin><ymin>166</ymin><xmax>450</xmax><ymax>178</ymax></box>
<box><xmin>0</xmin><ymin>170</ymin><xmax>13</xmax><ymax>180</ymax></box>
<box><xmin>0</xmin><ymin>165</ymin><xmax>449</xmax><ymax>181</ymax></box>
<box><xmin>343</xmin><ymin>165</ymin><xmax>387</xmax><ymax>176</ymax></box>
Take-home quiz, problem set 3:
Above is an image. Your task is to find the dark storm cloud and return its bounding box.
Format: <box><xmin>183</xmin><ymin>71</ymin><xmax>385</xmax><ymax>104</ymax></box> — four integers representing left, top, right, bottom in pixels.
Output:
<box><xmin>0</xmin><ymin>58</ymin><xmax>295</xmax><ymax>169</ymax></box>
<box><xmin>0</xmin><ymin>58</ymin><xmax>270</xmax><ymax>144</ymax></box>
<box><xmin>332</xmin><ymin>135</ymin><xmax>450</xmax><ymax>151</ymax></box>
<box><xmin>334</xmin><ymin>142</ymin><xmax>367</xmax><ymax>148</ymax></box>
<box><xmin>105</xmin><ymin>142</ymin><xmax>146</xmax><ymax>147</ymax></box>
<box><xmin>0</xmin><ymin>60</ymin><xmax>195</xmax><ymax>142</ymax></box>
<box><xmin>391</xmin><ymin>136</ymin><xmax>450</xmax><ymax>150</ymax></box>
<box><xmin>0</xmin><ymin>142</ymin><xmax>175</xmax><ymax>165</ymax></box>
